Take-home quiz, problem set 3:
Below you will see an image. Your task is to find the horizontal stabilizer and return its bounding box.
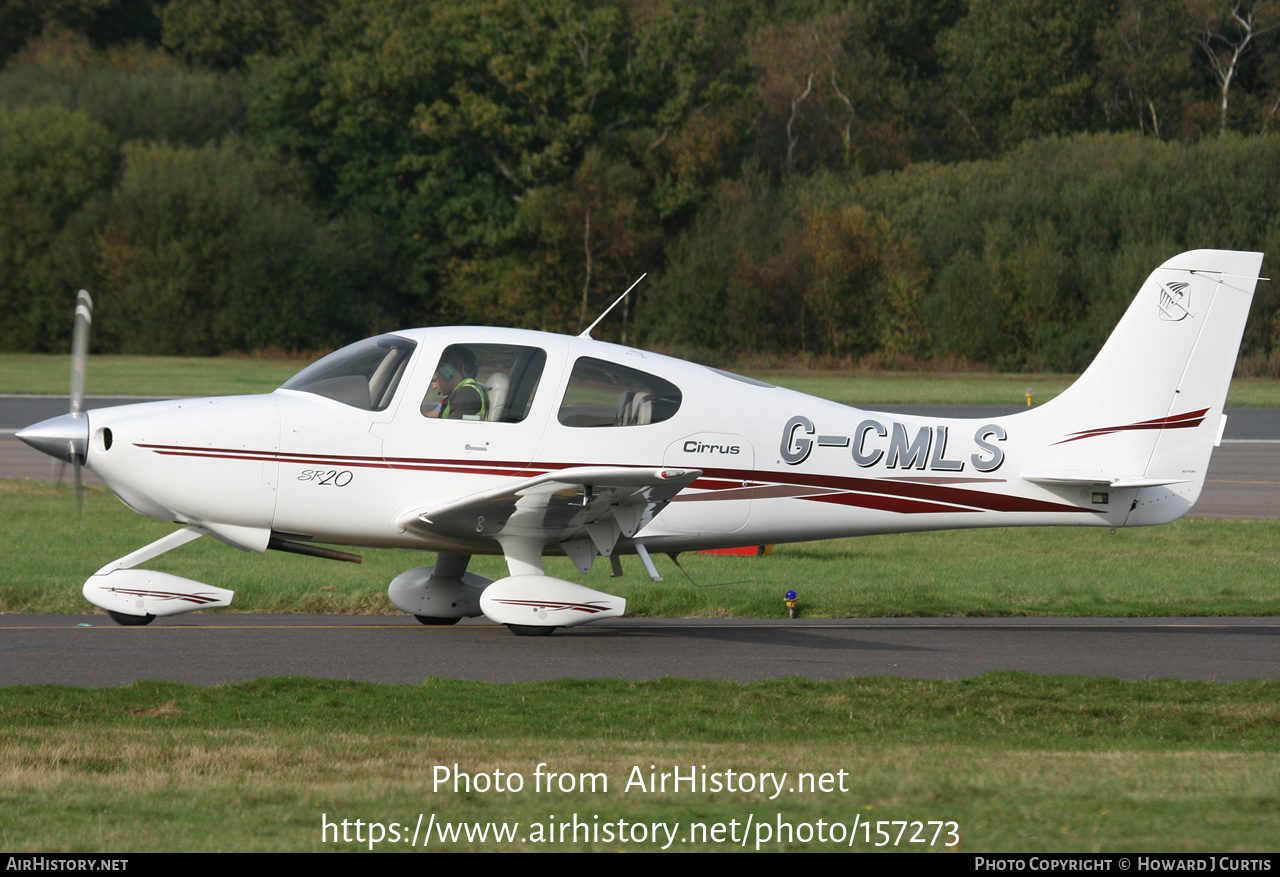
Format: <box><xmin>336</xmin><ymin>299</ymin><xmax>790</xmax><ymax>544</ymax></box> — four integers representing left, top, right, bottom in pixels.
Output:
<box><xmin>1021</xmin><ymin>469</ymin><xmax>1186</xmax><ymax>488</ymax></box>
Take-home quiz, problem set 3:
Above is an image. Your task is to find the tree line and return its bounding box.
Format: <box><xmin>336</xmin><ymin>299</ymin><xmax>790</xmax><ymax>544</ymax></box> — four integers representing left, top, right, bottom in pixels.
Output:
<box><xmin>1</xmin><ymin>0</ymin><xmax>1278</xmax><ymax>375</ymax></box>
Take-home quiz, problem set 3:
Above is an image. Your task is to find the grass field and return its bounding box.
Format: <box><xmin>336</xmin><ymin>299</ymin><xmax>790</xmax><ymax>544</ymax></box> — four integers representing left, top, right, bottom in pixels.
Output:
<box><xmin>2</xmin><ymin>675</ymin><xmax>1278</xmax><ymax>852</ymax></box>
<box><xmin>4</xmin><ymin>352</ymin><xmax>1280</xmax><ymax>406</ymax></box>
<box><xmin>0</xmin><ymin>353</ymin><xmax>311</xmax><ymax>398</ymax></box>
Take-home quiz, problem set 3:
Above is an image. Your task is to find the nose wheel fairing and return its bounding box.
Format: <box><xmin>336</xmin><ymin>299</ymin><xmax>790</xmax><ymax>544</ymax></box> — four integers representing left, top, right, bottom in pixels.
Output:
<box><xmin>83</xmin><ymin>526</ymin><xmax>235</xmax><ymax>622</ymax></box>
<box><xmin>86</xmin><ymin>568</ymin><xmax>235</xmax><ymax>619</ymax></box>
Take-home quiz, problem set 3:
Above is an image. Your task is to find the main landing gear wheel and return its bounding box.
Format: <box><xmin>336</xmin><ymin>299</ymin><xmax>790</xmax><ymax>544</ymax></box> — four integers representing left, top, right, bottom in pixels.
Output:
<box><xmin>414</xmin><ymin>615</ymin><xmax>462</xmax><ymax>626</ymax></box>
<box><xmin>107</xmin><ymin>611</ymin><xmax>156</xmax><ymax>626</ymax></box>
<box><xmin>507</xmin><ymin>624</ymin><xmax>557</xmax><ymax>637</ymax></box>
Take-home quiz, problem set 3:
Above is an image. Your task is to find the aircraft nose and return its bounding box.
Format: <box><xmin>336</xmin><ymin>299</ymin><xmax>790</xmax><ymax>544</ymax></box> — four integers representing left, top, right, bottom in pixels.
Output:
<box><xmin>15</xmin><ymin>412</ymin><xmax>89</xmax><ymax>465</ymax></box>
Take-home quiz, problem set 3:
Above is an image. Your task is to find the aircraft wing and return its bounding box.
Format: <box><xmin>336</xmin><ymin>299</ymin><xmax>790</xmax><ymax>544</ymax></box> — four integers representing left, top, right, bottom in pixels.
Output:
<box><xmin>398</xmin><ymin>466</ymin><xmax>702</xmax><ymax>554</ymax></box>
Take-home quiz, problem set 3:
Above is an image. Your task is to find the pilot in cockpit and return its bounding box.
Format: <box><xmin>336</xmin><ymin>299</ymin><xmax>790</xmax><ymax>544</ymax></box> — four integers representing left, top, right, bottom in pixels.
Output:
<box><xmin>423</xmin><ymin>345</ymin><xmax>489</xmax><ymax>420</ymax></box>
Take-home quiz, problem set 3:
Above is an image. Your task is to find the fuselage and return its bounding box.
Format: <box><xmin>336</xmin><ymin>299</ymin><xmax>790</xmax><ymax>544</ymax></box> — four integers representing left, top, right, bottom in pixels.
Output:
<box><xmin>78</xmin><ymin>326</ymin><xmax>1135</xmax><ymax>558</ymax></box>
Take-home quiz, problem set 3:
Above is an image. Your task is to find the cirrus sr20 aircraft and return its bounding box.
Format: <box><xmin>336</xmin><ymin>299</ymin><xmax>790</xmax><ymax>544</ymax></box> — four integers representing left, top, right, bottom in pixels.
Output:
<box><xmin>17</xmin><ymin>250</ymin><xmax>1264</xmax><ymax>634</ymax></box>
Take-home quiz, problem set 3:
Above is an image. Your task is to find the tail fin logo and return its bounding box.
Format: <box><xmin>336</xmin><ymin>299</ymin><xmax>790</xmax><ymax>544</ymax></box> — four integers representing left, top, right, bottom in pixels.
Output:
<box><xmin>1158</xmin><ymin>281</ymin><xmax>1192</xmax><ymax>321</ymax></box>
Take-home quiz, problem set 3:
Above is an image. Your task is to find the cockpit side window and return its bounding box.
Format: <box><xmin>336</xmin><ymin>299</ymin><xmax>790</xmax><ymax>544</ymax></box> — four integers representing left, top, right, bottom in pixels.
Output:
<box><xmin>557</xmin><ymin>357</ymin><xmax>682</xmax><ymax>427</ymax></box>
<box><xmin>280</xmin><ymin>335</ymin><xmax>416</xmax><ymax>411</ymax></box>
<box><xmin>421</xmin><ymin>344</ymin><xmax>547</xmax><ymax>423</ymax></box>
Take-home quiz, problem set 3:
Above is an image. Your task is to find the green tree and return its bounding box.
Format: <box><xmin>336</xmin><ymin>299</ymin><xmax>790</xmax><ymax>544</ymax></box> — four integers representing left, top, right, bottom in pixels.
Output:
<box><xmin>249</xmin><ymin>0</ymin><xmax>641</xmax><ymax>325</ymax></box>
<box><xmin>0</xmin><ymin>0</ymin><xmax>160</xmax><ymax>65</ymax></box>
<box><xmin>247</xmin><ymin>0</ymin><xmax>758</xmax><ymax>333</ymax></box>
<box><xmin>1094</xmin><ymin>0</ymin><xmax>1198</xmax><ymax>139</ymax></box>
<box><xmin>0</xmin><ymin>33</ymin><xmax>247</xmax><ymax>147</ymax></box>
<box><xmin>1188</xmin><ymin>0</ymin><xmax>1280</xmax><ymax>133</ymax></box>
<box><xmin>748</xmin><ymin>8</ymin><xmax>918</xmax><ymax>177</ymax></box>
<box><xmin>642</xmin><ymin>169</ymin><xmax>929</xmax><ymax>361</ymax></box>
<box><xmin>0</xmin><ymin>103</ymin><xmax>115</xmax><ymax>351</ymax></box>
<box><xmin>88</xmin><ymin>139</ymin><xmax>389</xmax><ymax>354</ymax></box>
<box><xmin>940</xmin><ymin>0</ymin><xmax>1107</xmax><ymax>151</ymax></box>
<box><xmin>639</xmin><ymin>168</ymin><xmax>782</xmax><ymax>354</ymax></box>
<box><xmin>440</xmin><ymin>150</ymin><xmax>659</xmax><ymax>339</ymax></box>
<box><xmin>161</xmin><ymin>0</ymin><xmax>334</xmax><ymax>69</ymax></box>
<box><xmin>616</xmin><ymin>1</ymin><xmax>756</xmax><ymax>219</ymax></box>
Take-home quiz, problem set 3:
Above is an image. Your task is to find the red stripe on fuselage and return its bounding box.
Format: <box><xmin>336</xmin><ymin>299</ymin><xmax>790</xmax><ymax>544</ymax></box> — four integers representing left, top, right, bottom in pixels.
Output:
<box><xmin>133</xmin><ymin>445</ymin><xmax>1086</xmax><ymax>514</ymax></box>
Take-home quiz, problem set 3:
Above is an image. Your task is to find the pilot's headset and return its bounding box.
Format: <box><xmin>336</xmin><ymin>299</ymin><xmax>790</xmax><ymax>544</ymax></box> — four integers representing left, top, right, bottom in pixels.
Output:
<box><xmin>438</xmin><ymin>347</ymin><xmax>478</xmax><ymax>382</ymax></box>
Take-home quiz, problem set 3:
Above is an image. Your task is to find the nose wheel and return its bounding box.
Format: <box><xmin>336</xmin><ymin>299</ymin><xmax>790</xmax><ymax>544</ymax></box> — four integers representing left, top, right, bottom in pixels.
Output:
<box><xmin>107</xmin><ymin>611</ymin><xmax>156</xmax><ymax>626</ymax></box>
<box><xmin>414</xmin><ymin>615</ymin><xmax>462</xmax><ymax>626</ymax></box>
<box><xmin>507</xmin><ymin>624</ymin><xmax>558</xmax><ymax>637</ymax></box>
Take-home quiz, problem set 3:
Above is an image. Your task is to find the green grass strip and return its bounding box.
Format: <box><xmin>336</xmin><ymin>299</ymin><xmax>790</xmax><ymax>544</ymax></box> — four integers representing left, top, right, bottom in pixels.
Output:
<box><xmin>1</xmin><ymin>676</ymin><xmax>1278</xmax><ymax>852</ymax></box>
<box><xmin>0</xmin><ymin>354</ymin><xmax>310</xmax><ymax>397</ymax></box>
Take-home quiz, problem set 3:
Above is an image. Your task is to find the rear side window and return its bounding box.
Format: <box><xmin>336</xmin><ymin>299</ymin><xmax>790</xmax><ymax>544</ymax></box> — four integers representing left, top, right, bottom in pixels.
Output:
<box><xmin>557</xmin><ymin>357</ymin><xmax>682</xmax><ymax>427</ymax></box>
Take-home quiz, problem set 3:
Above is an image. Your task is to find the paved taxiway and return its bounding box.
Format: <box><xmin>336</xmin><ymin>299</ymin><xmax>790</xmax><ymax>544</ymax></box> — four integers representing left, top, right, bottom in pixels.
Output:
<box><xmin>3</xmin><ymin>397</ymin><xmax>1277</xmax><ymax>686</ymax></box>
<box><xmin>2</xmin><ymin>615</ymin><xmax>1278</xmax><ymax>686</ymax></box>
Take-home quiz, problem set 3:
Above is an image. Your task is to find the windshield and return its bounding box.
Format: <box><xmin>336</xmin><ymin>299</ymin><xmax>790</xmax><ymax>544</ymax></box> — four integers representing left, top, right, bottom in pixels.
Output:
<box><xmin>280</xmin><ymin>335</ymin><xmax>417</xmax><ymax>411</ymax></box>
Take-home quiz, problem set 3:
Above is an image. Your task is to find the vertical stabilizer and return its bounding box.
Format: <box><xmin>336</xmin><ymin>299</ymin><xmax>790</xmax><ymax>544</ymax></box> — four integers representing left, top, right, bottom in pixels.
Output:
<box><xmin>1023</xmin><ymin>250</ymin><xmax>1262</xmax><ymax>524</ymax></box>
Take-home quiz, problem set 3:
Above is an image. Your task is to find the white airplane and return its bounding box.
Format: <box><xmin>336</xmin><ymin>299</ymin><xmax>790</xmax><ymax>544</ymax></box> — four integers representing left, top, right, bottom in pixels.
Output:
<box><xmin>17</xmin><ymin>250</ymin><xmax>1264</xmax><ymax>634</ymax></box>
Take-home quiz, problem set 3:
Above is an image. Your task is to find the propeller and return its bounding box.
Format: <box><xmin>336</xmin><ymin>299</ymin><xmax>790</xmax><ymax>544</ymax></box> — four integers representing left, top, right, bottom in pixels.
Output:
<box><xmin>15</xmin><ymin>290</ymin><xmax>92</xmax><ymax>529</ymax></box>
<box><xmin>71</xmin><ymin>290</ymin><xmax>91</xmax><ymax>415</ymax></box>
<box><xmin>70</xmin><ymin>290</ymin><xmax>92</xmax><ymax>527</ymax></box>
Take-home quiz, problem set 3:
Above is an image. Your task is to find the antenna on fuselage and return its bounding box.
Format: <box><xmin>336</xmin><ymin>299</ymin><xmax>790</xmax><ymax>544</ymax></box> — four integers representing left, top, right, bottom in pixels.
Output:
<box><xmin>666</xmin><ymin>552</ymin><xmax>754</xmax><ymax>589</ymax></box>
<box><xmin>578</xmin><ymin>274</ymin><xmax>646</xmax><ymax>340</ymax></box>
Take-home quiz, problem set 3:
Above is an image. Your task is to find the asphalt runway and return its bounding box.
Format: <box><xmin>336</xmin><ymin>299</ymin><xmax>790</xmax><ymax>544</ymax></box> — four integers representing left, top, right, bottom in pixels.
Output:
<box><xmin>3</xmin><ymin>396</ymin><xmax>1277</xmax><ymax>687</ymax></box>
<box><xmin>3</xmin><ymin>615</ymin><xmax>1278</xmax><ymax>686</ymax></box>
